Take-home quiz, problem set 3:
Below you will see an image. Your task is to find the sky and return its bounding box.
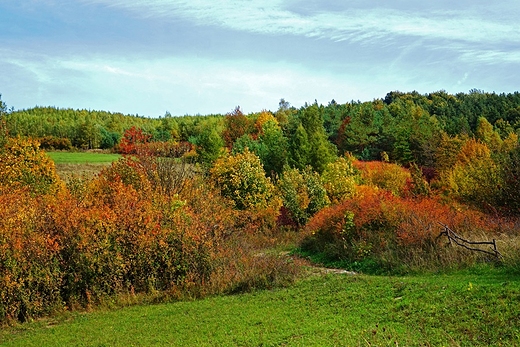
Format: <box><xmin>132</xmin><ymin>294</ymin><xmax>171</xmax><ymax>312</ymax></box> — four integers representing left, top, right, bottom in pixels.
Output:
<box><xmin>0</xmin><ymin>0</ymin><xmax>519</xmax><ymax>117</ymax></box>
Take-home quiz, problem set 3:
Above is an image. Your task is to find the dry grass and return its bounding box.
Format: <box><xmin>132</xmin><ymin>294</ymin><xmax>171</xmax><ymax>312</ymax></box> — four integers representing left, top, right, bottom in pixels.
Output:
<box><xmin>54</xmin><ymin>163</ymin><xmax>112</xmax><ymax>180</ymax></box>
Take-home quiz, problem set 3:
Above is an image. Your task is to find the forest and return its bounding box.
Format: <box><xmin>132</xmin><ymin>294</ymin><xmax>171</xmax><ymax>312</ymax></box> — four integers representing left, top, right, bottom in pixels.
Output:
<box><xmin>1</xmin><ymin>89</ymin><xmax>520</xmax><ymax>324</ymax></box>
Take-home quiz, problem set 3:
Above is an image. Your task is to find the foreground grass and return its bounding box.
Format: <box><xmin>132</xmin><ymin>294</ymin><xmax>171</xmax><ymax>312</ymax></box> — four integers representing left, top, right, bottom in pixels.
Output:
<box><xmin>2</xmin><ymin>266</ymin><xmax>519</xmax><ymax>346</ymax></box>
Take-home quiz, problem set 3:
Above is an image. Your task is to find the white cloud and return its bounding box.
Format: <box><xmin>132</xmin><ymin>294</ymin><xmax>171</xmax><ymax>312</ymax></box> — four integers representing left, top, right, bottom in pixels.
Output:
<box><xmin>459</xmin><ymin>49</ymin><xmax>520</xmax><ymax>64</ymax></box>
<box><xmin>80</xmin><ymin>0</ymin><xmax>519</xmax><ymax>46</ymax></box>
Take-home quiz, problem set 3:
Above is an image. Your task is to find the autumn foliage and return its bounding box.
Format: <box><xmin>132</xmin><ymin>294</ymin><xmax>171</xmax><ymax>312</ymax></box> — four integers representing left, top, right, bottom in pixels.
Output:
<box><xmin>303</xmin><ymin>185</ymin><xmax>504</xmax><ymax>272</ymax></box>
<box><xmin>0</xmin><ymin>137</ymin><xmax>61</xmax><ymax>194</ymax></box>
<box><xmin>2</xmin><ymin>92</ymin><xmax>520</xmax><ymax>323</ymax></box>
<box><xmin>0</xmin><ymin>140</ymin><xmax>297</xmax><ymax>323</ymax></box>
<box><xmin>117</xmin><ymin>126</ymin><xmax>152</xmax><ymax>154</ymax></box>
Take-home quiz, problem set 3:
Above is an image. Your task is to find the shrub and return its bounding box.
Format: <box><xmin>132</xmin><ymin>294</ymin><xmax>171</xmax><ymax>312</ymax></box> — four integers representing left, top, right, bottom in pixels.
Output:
<box><xmin>408</xmin><ymin>163</ymin><xmax>431</xmax><ymax>198</ymax></box>
<box><xmin>277</xmin><ymin>167</ymin><xmax>329</xmax><ymax>227</ymax></box>
<box><xmin>38</xmin><ymin>136</ymin><xmax>73</xmax><ymax>150</ymax></box>
<box><xmin>353</xmin><ymin>160</ymin><xmax>411</xmax><ymax>196</ymax></box>
<box><xmin>211</xmin><ymin>149</ymin><xmax>276</xmax><ymax>211</ymax></box>
<box><xmin>441</xmin><ymin>139</ymin><xmax>503</xmax><ymax>209</ymax></box>
<box><xmin>0</xmin><ymin>139</ymin><xmax>302</xmax><ymax>324</ymax></box>
<box><xmin>135</xmin><ymin>141</ymin><xmax>193</xmax><ymax>159</ymax></box>
<box><xmin>0</xmin><ymin>137</ymin><xmax>62</xmax><ymax>195</ymax></box>
<box><xmin>321</xmin><ymin>155</ymin><xmax>359</xmax><ymax>203</ymax></box>
<box><xmin>302</xmin><ymin>186</ymin><xmax>504</xmax><ymax>273</ymax></box>
<box><xmin>0</xmin><ymin>190</ymin><xmax>63</xmax><ymax>322</ymax></box>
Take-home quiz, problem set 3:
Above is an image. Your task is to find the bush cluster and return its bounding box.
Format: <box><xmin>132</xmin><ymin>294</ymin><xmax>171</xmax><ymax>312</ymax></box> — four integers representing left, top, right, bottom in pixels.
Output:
<box><xmin>0</xmin><ymin>138</ymin><xmax>300</xmax><ymax>324</ymax></box>
<box><xmin>302</xmin><ymin>185</ymin><xmax>509</xmax><ymax>273</ymax></box>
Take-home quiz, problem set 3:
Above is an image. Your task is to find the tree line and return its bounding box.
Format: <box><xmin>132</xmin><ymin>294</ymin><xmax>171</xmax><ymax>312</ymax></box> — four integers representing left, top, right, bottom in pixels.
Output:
<box><xmin>2</xmin><ymin>90</ymin><xmax>520</xmax><ymax>214</ymax></box>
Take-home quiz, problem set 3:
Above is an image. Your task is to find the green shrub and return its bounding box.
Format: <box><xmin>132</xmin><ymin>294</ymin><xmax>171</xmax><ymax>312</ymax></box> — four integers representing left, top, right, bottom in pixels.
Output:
<box><xmin>277</xmin><ymin>167</ymin><xmax>329</xmax><ymax>226</ymax></box>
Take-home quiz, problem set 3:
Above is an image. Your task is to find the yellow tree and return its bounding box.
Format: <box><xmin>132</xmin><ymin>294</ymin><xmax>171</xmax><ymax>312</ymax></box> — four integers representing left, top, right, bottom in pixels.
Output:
<box><xmin>0</xmin><ymin>137</ymin><xmax>62</xmax><ymax>195</ymax></box>
<box><xmin>210</xmin><ymin>149</ymin><xmax>276</xmax><ymax>210</ymax></box>
<box><xmin>445</xmin><ymin>139</ymin><xmax>502</xmax><ymax>208</ymax></box>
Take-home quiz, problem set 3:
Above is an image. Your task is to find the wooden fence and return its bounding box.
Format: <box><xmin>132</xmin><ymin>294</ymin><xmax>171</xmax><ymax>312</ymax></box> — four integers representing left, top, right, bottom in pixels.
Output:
<box><xmin>437</xmin><ymin>222</ymin><xmax>502</xmax><ymax>259</ymax></box>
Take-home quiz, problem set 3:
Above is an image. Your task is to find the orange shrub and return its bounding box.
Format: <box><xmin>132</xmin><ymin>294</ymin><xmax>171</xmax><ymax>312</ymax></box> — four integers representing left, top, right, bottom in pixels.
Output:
<box><xmin>303</xmin><ymin>185</ymin><xmax>502</xmax><ymax>272</ymax></box>
<box><xmin>0</xmin><ymin>190</ymin><xmax>63</xmax><ymax>322</ymax></box>
<box><xmin>0</xmin><ymin>143</ymin><xmax>301</xmax><ymax>323</ymax></box>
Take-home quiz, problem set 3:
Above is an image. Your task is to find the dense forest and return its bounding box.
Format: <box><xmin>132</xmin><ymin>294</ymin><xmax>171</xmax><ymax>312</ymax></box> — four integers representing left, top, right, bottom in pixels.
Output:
<box><xmin>4</xmin><ymin>90</ymin><xmax>520</xmax><ymax>161</ymax></box>
<box><xmin>1</xmin><ymin>90</ymin><xmax>520</xmax><ymax>323</ymax></box>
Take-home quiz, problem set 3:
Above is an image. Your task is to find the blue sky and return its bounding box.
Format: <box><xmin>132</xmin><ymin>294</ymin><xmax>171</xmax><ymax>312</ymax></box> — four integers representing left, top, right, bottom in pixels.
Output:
<box><xmin>1</xmin><ymin>0</ymin><xmax>519</xmax><ymax>117</ymax></box>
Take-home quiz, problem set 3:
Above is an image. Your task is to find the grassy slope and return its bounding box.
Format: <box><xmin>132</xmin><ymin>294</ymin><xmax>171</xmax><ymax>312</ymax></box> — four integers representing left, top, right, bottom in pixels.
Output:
<box><xmin>2</xmin><ymin>266</ymin><xmax>519</xmax><ymax>347</ymax></box>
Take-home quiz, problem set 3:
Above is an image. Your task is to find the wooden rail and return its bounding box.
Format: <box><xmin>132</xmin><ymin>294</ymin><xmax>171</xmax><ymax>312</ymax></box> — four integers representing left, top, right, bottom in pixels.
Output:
<box><xmin>437</xmin><ymin>222</ymin><xmax>502</xmax><ymax>259</ymax></box>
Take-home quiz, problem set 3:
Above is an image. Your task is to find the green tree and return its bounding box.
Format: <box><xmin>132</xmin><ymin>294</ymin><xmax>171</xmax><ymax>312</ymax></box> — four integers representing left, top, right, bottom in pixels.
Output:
<box><xmin>289</xmin><ymin>123</ymin><xmax>311</xmax><ymax>170</ymax></box>
<box><xmin>494</xmin><ymin>118</ymin><xmax>514</xmax><ymax>139</ymax></box>
<box><xmin>433</xmin><ymin>132</ymin><xmax>467</xmax><ymax>174</ymax></box>
<box><xmin>0</xmin><ymin>94</ymin><xmax>6</xmax><ymax>119</ymax></box>
<box><xmin>257</xmin><ymin>120</ymin><xmax>288</xmax><ymax>176</ymax></box>
<box><xmin>99</xmin><ymin>127</ymin><xmax>121</xmax><ymax>149</ymax></box>
<box><xmin>75</xmin><ymin>118</ymin><xmax>101</xmax><ymax>149</ymax></box>
<box><xmin>336</xmin><ymin>102</ymin><xmax>382</xmax><ymax>159</ymax></box>
<box><xmin>0</xmin><ymin>94</ymin><xmax>8</xmax><ymax>147</ymax></box>
<box><xmin>274</xmin><ymin>98</ymin><xmax>294</xmax><ymax>130</ymax></box>
<box><xmin>497</xmin><ymin>145</ymin><xmax>520</xmax><ymax>214</ymax></box>
<box><xmin>293</xmin><ymin>104</ymin><xmax>336</xmax><ymax>173</ymax></box>
<box><xmin>232</xmin><ymin>134</ymin><xmax>261</xmax><ymax>155</ymax></box>
<box><xmin>475</xmin><ymin>117</ymin><xmax>502</xmax><ymax>151</ymax></box>
<box><xmin>195</xmin><ymin>123</ymin><xmax>225</xmax><ymax>168</ymax></box>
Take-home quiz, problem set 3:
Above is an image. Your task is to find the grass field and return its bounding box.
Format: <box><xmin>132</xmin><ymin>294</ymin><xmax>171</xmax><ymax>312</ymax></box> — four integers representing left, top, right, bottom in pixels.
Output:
<box><xmin>46</xmin><ymin>151</ymin><xmax>121</xmax><ymax>164</ymax></box>
<box><xmin>2</xmin><ymin>265</ymin><xmax>519</xmax><ymax>347</ymax></box>
<box><xmin>46</xmin><ymin>151</ymin><xmax>121</xmax><ymax>179</ymax></box>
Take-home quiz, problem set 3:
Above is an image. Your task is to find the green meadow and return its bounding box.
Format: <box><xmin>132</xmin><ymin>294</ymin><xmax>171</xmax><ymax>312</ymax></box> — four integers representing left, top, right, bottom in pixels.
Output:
<box><xmin>46</xmin><ymin>151</ymin><xmax>121</xmax><ymax>178</ymax></box>
<box><xmin>46</xmin><ymin>151</ymin><xmax>121</xmax><ymax>164</ymax></box>
<box><xmin>2</xmin><ymin>266</ymin><xmax>519</xmax><ymax>347</ymax></box>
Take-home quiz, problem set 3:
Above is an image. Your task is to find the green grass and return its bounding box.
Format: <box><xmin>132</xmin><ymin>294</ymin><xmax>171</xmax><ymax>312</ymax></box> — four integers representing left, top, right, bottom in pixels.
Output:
<box><xmin>2</xmin><ymin>266</ymin><xmax>519</xmax><ymax>346</ymax></box>
<box><xmin>47</xmin><ymin>151</ymin><xmax>121</xmax><ymax>164</ymax></box>
<box><xmin>46</xmin><ymin>151</ymin><xmax>121</xmax><ymax>179</ymax></box>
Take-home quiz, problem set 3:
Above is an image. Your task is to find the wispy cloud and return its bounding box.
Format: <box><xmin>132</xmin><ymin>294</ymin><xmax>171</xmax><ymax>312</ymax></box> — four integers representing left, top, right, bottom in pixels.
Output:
<box><xmin>1</xmin><ymin>48</ymin><xmax>382</xmax><ymax>115</ymax></box>
<box><xmin>2</xmin><ymin>1</ymin><xmax>518</xmax><ymax>115</ymax></box>
<box><xmin>459</xmin><ymin>49</ymin><xmax>520</xmax><ymax>64</ymax></box>
<box><xmin>80</xmin><ymin>0</ymin><xmax>519</xmax><ymax>47</ymax></box>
